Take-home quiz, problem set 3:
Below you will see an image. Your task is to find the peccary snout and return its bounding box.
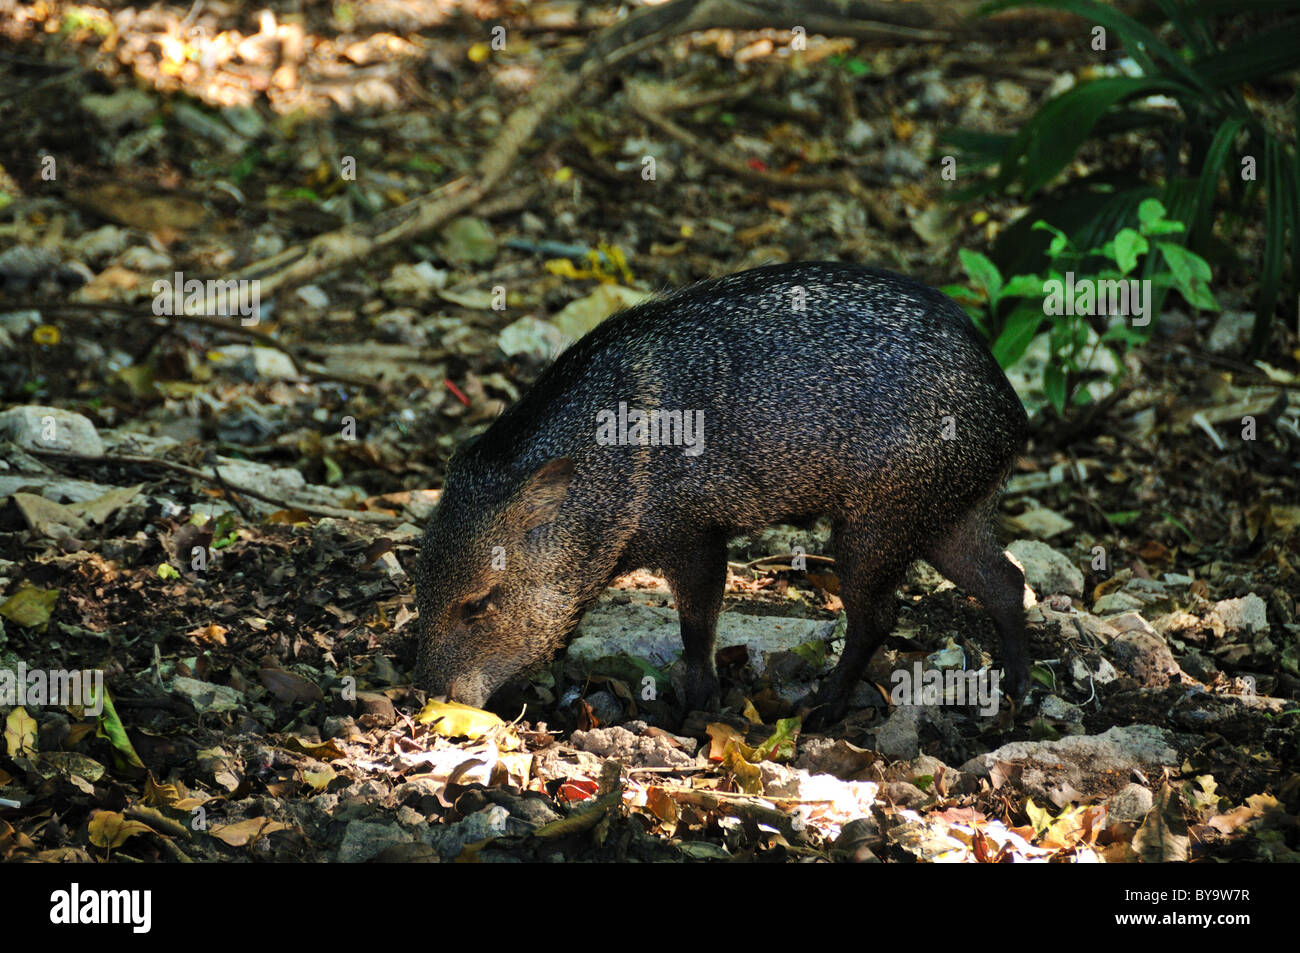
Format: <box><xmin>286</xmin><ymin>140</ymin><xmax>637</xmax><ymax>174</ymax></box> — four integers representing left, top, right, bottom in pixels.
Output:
<box><xmin>414</xmin><ymin>457</ymin><xmax>582</xmax><ymax>707</ymax></box>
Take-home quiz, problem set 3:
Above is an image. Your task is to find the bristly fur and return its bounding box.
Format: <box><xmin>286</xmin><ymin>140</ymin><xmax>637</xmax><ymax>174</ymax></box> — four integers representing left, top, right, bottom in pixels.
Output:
<box><xmin>415</xmin><ymin>262</ymin><xmax>1031</xmax><ymax>720</ymax></box>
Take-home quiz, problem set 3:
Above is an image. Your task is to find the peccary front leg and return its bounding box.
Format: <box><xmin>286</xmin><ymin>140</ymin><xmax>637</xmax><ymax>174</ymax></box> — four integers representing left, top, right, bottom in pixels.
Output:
<box><xmin>804</xmin><ymin>518</ymin><xmax>910</xmax><ymax>728</ymax></box>
<box><xmin>806</xmin><ymin>572</ymin><xmax>904</xmax><ymax>729</ymax></box>
<box><xmin>662</xmin><ymin>533</ymin><xmax>728</xmax><ymax>712</ymax></box>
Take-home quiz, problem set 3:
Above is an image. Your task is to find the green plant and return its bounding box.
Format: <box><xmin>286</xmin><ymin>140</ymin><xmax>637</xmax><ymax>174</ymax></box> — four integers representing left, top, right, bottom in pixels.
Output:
<box><xmin>944</xmin><ymin>199</ymin><xmax>1218</xmax><ymax>413</ymax></box>
<box><xmin>946</xmin><ymin>0</ymin><xmax>1300</xmax><ymax>353</ymax></box>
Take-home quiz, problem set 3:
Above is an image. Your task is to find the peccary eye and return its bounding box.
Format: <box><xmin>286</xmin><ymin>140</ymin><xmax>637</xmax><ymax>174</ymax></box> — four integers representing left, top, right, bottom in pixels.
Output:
<box><xmin>460</xmin><ymin>591</ymin><xmax>497</xmax><ymax>621</ymax></box>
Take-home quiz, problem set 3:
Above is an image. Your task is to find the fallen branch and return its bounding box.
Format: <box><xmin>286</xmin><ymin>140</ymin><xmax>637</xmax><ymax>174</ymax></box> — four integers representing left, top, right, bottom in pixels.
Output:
<box><xmin>28</xmin><ymin>449</ymin><xmax>404</xmax><ymax>525</ymax></box>
<box><xmin>224</xmin><ymin>0</ymin><xmax>999</xmax><ymax>296</ymax></box>
<box><xmin>3</xmin><ymin>299</ymin><xmax>384</xmax><ymax>393</ymax></box>
<box><xmin>626</xmin><ymin>83</ymin><xmax>901</xmax><ymax>230</ymax></box>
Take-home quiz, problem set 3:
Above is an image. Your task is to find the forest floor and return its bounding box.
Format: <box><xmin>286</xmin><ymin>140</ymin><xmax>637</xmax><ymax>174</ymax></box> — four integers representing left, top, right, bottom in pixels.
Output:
<box><xmin>0</xmin><ymin>1</ymin><xmax>1297</xmax><ymax>862</ymax></box>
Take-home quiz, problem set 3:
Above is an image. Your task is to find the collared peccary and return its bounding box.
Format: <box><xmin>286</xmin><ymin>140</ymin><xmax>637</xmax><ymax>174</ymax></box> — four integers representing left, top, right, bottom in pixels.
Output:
<box><xmin>415</xmin><ymin>261</ymin><xmax>1030</xmax><ymax>724</ymax></box>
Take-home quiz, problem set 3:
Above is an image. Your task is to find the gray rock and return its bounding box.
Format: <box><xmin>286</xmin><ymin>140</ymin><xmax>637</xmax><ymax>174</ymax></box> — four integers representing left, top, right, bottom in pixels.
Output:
<box><xmin>72</xmin><ymin>225</ymin><xmax>130</xmax><ymax>264</ymax></box>
<box><xmin>1210</xmin><ymin>595</ymin><xmax>1268</xmax><ymax>636</ymax></box>
<box><xmin>1108</xmin><ymin>611</ymin><xmax>1157</xmax><ymax>636</ymax></box>
<box><xmin>570</xmin><ymin>724</ymin><xmax>694</xmax><ymax>767</ymax></box>
<box><xmin>426</xmin><ymin>805</ymin><xmax>511</xmax><ymax>859</ymax></box>
<box><xmin>1008</xmin><ymin>539</ymin><xmax>1085</xmax><ymax>597</ymax></box>
<box><xmin>337</xmin><ymin>820</ymin><xmax>413</xmax><ymax>862</ymax></box>
<box><xmin>0</xmin><ymin>405</ymin><xmax>104</xmax><ymax>457</ymax></box>
<box><xmin>171</xmin><ymin>676</ymin><xmax>244</xmax><ymax>714</ymax></box>
<box><xmin>80</xmin><ymin>88</ymin><xmax>156</xmax><ymax>130</ymax></box>
<box><xmin>882</xmin><ymin>145</ymin><xmax>926</xmax><ymax>178</ymax></box>
<box><xmin>844</xmin><ymin>119</ymin><xmax>880</xmax><ymax>150</ymax></box>
<box><xmin>1106</xmin><ymin>783</ymin><xmax>1154</xmax><ymax>825</ymax></box>
<box><xmin>1039</xmin><ymin>694</ymin><xmax>1084</xmax><ymax>723</ymax></box>
<box><xmin>0</xmin><ymin>246</ymin><xmax>60</xmax><ymax>291</ymax></box>
<box><xmin>578</xmin><ymin>689</ymin><xmax>625</xmax><ymax>725</ymax></box>
<box><xmin>1111</xmin><ymin>631</ymin><xmax>1180</xmax><ymax>687</ymax></box>
<box><xmin>295</xmin><ymin>284</ymin><xmax>330</xmax><ymax>309</ymax></box>
<box><xmin>498</xmin><ymin>315</ymin><xmax>567</xmax><ymax>360</ymax></box>
<box><xmin>1094</xmin><ymin>591</ymin><xmax>1146</xmax><ymax>615</ymax></box>
<box><xmin>960</xmin><ymin>725</ymin><xmax>1178</xmax><ymax>804</ymax></box>
<box><xmin>322</xmin><ymin>715</ymin><xmax>362</xmax><ymax>741</ymax></box>
<box><xmin>116</xmin><ymin>245</ymin><xmax>173</xmax><ymax>272</ymax></box>
<box><xmin>873</xmin><ymin>705</ymin><xmax>923</xmax><ymax>761</ymax></box>
<box><xmin>1206</xmin><ymin>309</ymin><xmax>1254</xmax><ymax>354</ymax></box>
<box><xmin>568</xmin><ymin>599</ymin><xmax>826</xmax><ymax>678</ymax></box>
<box><xmin>1069</xmin><ymin>654</ymin><xmax>1119</xmax><ymax>688</ymax></box>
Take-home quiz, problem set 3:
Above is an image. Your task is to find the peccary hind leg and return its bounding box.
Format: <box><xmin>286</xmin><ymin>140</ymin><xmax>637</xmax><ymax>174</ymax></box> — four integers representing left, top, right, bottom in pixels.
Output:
<box><xmin>925</xmin><ymin>502</ymin><xmax>1031</xmax><ymax>701</ymax></box>
<box><xmin>663</xmin><ymin>533</ymin><xmax>727</xmax><ymax>711</ymax></box>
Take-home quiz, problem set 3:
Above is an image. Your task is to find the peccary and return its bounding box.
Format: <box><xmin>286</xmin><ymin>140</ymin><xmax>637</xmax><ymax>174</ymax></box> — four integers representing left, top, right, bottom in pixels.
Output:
<box><xmin>414</xmin><ymin>262</ymin><xmax>1030</xmax><ymax>724</ymax></box>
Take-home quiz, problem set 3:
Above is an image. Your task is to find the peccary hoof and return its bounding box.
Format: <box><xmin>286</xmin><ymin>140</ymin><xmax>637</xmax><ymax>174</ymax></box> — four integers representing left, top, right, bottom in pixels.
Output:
<box><xmin>800</xmin><ymin>692</ymin><xmax>850</xmax><ymax>733</ymax></box>
<box><xmin>1002</xmin><ymin>658</ymin><xmax>1030</xmax><ymax>704</ymax></box>
<box><xmin>673</xmin><ymin>658</ymin><xmax>721</xmax><ymax>714</ymax></box>
<box><xmin>679</xmin><ymin>678</ymin><xmax>720</xmax><ymax>714</ymax></box>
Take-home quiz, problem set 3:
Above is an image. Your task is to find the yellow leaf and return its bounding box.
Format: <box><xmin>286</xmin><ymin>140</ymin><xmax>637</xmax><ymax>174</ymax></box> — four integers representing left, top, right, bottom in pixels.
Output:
<box><xmin>706</xmin><ymin>722</ymin><xmax>745</xmax><ymax>761</ymax></box>
<box><xmin>302</xmin><ymin>767</ymin><xmax>335</xmax><ymax>790</ymax></box>
<box><xmin>0</xmin><ymin>585</ymin><xmax>59</xmax><ymax>628</ymax></box>
<box><xmin>4</xmin><ymin>707</ymin><xmax>37</xmax><ymax>757</ymax></box>
<box><xmin>144</xmin><ymin>775</ymin><xmax>183</xmax><ymax>807</ymax></box>
<box><xmin>545</xmin><ymin>257</ymin><xmax>589</xmax><ymax>279</ymax></box>
<box><xmin>417</xmin><ymin>699</ymin><xmax>506</xmax><ymax>740</ymax></box>
<box><xmin>722</xmin><ymin>740</ymin><xmax>763</xmax><ymax>794</ymax></box>
<box><xmin>283</xmin><ymin>736</ymin><xmax>346</xmax><ymax>761</ymax></box>
<box><xmin>210</xmin><ymin>817</ymin><xmax>290</xmax><ymax>846</ymax></box>
<box><xmin>88</xmin><ymin>811</ymin><xmax>155</xmax><ymax>848</ymax></box>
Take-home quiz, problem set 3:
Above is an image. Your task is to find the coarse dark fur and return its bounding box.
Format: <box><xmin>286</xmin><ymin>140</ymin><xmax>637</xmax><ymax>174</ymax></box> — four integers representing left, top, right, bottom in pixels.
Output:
<box><xmin>415</xmin><ymin>261</ymin><xmax>1030</xmax><ymax>723</ymax></box>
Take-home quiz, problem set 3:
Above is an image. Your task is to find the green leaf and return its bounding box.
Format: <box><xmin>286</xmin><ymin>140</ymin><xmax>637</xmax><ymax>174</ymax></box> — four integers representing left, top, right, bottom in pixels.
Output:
<box><xmin>959</xmin><ymin>249</ymin><xmax>1003</xmax><ymax>300</ymax></box>
<box><xmin>1113</xmin><ymin>228</ymin><xmax>1149</xmax><ymax>274</ymax></box>
<box><xmin>1158</xmin><ymin>242</ymin><xmax>1218</xmax><ymax>310</ymax></box>
<box><xmin>1194</xmin><ymin>21</ymin><xmax>1300</xmax><ymax>90</ymax></box>
<box><xmin>94</xmin><ymin>688</ymin><xmax>146</xmax><ymax>769</ymax></box>
<box><xmin>1102</xmin><ymin>323</ymin><xmax>1150</xmax><ymax>347</ymax></box>
<box><xmin>994</xmin><ymin>77</ymin><xmax>1184</xmax><ymax>195</ymax></box>
<box><xmin>751</xmin><ymin>717</ymin><xmax>802</xmax><ymax>763</ymax></box>
<box><xmin>1136</xmin><ymin>198</ymin><xmax>1185</xmax><ymax>235</ymax></box>
<box><xmin>940</xmin><ymin>283</ymin><xmax>983</xmax><ymax>308</ymax></box>
<box><xmin>1001</xmin><ymin>273</ymin><xmax>1045</xmax><ymax>298</ymax></box>
<box><xmin>980</xmin><ymin>0</ymin><xmax>1206</xmax><ymax>91</ymax></box>
<box><xmin>1188</xmin><ymin>118</ymin><xmax>1245</xmax><ymax>247</ymax></box>
<box><xmin>1251</xmin><ymin>137</ymin><xmax>1290</xmax><ymax>352</ymax></box>
<box><xmin>1044</xmin><ymin>362</ymin><xmax>1067</xmax><ymax>414</ymax></box>
<box><xmin>992</xmin><ymin>304</ymin><xmax>1044</xmax><ymax>368</ymax></box>
<box><xmin>1031</xmin><ymin>220</ymin><xmax>1072</xmax><ymax>258</ymax></box>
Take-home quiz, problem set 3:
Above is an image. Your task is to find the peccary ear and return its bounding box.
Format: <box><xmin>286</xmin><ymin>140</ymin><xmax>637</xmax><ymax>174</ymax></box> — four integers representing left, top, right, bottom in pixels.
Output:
<box><xmin>513</xmin><ymin>457</ymin><xmax>574</xmax><ymax>532</ymax></box>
